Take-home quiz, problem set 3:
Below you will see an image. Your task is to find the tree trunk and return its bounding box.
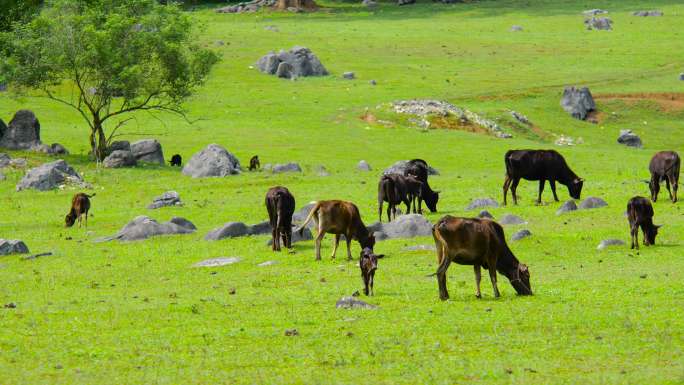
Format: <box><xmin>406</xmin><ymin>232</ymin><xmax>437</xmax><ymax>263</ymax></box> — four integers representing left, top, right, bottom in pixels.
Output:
<box><xmin>92</xmin><ymin>118</ymin><xmax>107</xmax><ymax>161</ymax></box>
<box><xmin>275</xmin><ymin>0</ymin><xmax>317</xmax><ymax>10</ymax></box>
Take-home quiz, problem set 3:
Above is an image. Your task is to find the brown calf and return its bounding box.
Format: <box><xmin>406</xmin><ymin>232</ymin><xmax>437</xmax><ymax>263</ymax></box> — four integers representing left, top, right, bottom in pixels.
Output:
<box><xmin>648</xmin><ymin>151</ymin><xmax>680</xmax><ymax>203</ymax></box>
<box><xmin>295</xmin><ymin>200</ymin><xmax>375</xmax><ymax>261</ymax></box>
<box><xmin>432</xmin><ymin>215</ymin><xmax>532</xmax><ymax>300</ymax></box>
<box><xmin>627</xmin><ymin>196</ymin><xmax>661</xmax><ymax>250</ymax></box>
<box><xmin>265</xmin><ymin>186</ymin><xmax>296</xmax><ymax>251</ymax></box>
<box><xmin>65</xmin><ymin>193</ymin><xmax>95</xmax><ymax>228</ymax></box>
<box><xmin>249</xmin><ymin>155</ymin><xmax>260</xmax><ymax>171</ymax></box>
<box><xmin>360</xmin><ymin>247</ymin><xmax>384</xmax><ymax>296</ymax></box>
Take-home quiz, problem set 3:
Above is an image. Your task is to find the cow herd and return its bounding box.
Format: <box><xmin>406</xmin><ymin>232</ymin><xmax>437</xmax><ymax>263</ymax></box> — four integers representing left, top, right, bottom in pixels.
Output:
<box><xmin>64</xmin><ymin>148</ymin><xmax>680</xmax><ymax>300</ymax></box>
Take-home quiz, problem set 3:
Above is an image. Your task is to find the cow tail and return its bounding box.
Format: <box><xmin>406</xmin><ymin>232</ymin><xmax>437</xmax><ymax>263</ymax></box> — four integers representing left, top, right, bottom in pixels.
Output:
<box><xmin>294</xmin><ymin>202</ymin><xmax>319</xmax><ymax>236</ymax></box>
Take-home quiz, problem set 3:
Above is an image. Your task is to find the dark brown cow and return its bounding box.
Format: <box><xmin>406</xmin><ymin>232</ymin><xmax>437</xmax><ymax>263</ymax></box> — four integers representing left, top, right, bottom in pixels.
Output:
<box><xmin>627</xmin><ymin>196</ymin><xmax>661</xmax><ymax>250</ymax></box>
<box><xmin>404</xmin><ymin>159</ymin><xmax>439</xmax><ymax>213</ymax></box>
<box><xmin>432</xmin><ymin>215</ymin><xmax>532</xmax><ymax>300</ymax></box>
<box><xmin>265</xmin><ymin>186</ymin><xmax>296</xmax><ymax>251</ymax></box>
<box><xmin>295</xmin><ymin>200</ymin><xmax>375</xmax><ymax>261</ymax></box>
<box><xmin>503</xmin><ymin>149</ymin><xmax>584</xmax><ymax>205</ymax></box>
<box><xmin>648</xmin><ymin>151</ymin><xmax>680</xmax><ymax>203</ymax></box>
<box><xmin>249</xmin><ymin>155</ymin><xmax>260</xmax><ymax>171</ymax></box>
<box><xmin>360</xmin><ymin>247</ymin><xmax>384</xmax><ymax>296</ymax></box>
<box><xmin>65</xmin><ymin>193</ymin><xmax>94</xmax><ymax>228</ymax></box>
<box><xmin>377</xmin><ymin>174</ymin><xmax>423</xmax><ymax>222</ymax></box>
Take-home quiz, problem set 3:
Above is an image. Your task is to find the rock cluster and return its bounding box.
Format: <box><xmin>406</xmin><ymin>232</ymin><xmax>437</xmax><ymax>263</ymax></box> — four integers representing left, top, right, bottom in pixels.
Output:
<box><xmin>257</xmin><ymin>47</ymin><xmax>328</xmax><ymax>79</ymax></box>
<box><xmin>16</xmin><ymin>160</ymin><xmax>84</xmax><ymax>191</ymax></box>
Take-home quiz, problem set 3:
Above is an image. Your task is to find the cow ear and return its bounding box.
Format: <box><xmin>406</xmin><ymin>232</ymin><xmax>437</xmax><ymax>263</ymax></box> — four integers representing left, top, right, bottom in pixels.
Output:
<box><xmin>375</xmin><ymin>254</ymin><xmax>385</xmax><ymax>259</ymax></box>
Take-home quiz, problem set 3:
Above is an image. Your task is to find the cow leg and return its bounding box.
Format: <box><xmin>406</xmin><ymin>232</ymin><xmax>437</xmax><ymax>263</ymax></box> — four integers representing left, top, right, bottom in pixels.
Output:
<box><xmin>537</xmin><ymin>179</ymin><xmax>545</xmax><ymax>205</ymax></box>
<box><xmin>630</xmin><ymin>224</ymin><xmax>639</xmax><ymax>250</ymax></box>
<box><xmin>672</xmin><ymin>175</ymin><xmax>678</xmax><ymax>203</ymax></box>
<box><xmin>331</xmin><ymin>234</ymin><xmax>341</xmax><ymax>259</ymax></box>
<box><xmin>387</xmin><ymin>204</ymin><xmax>392</xmax><ymax>222</ymax></box>
<box><xmin>665</xmin><ymin>178</ymin><xmax>673</xmax><ymax>202</ymax></box>
<box><xmin>314</xmin><ymin>230</ymin><xmax>325</xmax><ymax>261</ymax></box>
<box><xmin>404</xmin><ymin>198</ymin><xmax>411</xmax><ymax>217</ymax></box>
<box><xmin>503</xmin><ymin>175</ymin><xmax>511</xmax><ymax>206</ymax></box>
<box><xmin>345</xmin><ymin>233</ymin><xmax>353</xmax><ymax>261</ymax></box>
<box><xmin>550</xmin><ymin>180</ymin><xmax>559</xmax><ymax>202</ymax></box>
<box><xmin>370</xmin><ymin>271</ymin><xmax>375</xmax><ymax>296</ymax></box>
<box><xmin>511</xmin><ymin>178</ymin><xmax>520</xmax><ymax>205</ymax></box>
<box><xmin>474</xmin><ymin>265</ymin><xmax>482</xmax><ymax>298</ymax></box>
<box><xmin>487</xmin><ymin>256</ymin><xmax>500</xmax><ymax>298</ymax></box>
<box><xmin>271</xmin><ymin>227</ymin><xmax>278</xmax><ymax>251</ymax></box>
<box><xmin>436</xmin><ymin>256</ymin><xmax>452</xmax><ymax>301</ymax></box>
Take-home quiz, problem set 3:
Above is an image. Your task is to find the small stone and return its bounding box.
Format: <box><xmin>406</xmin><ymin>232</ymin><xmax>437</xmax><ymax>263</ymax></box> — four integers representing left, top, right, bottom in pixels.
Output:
<box><xmin>597</xmin><ymin>239</ymin><xmax>625</xmax><ymax>250</ymax></box>
<box><xmin>193</xmin><ymin>257</ymin><xmax>241</xmax><ymax>267</ymax></box>
<box><xmin>335</xmin><ymin>296</ymin><xmax>378</xmax><ymax>309</ymax></box>
<box><xmin>466</xmin><ymin>198</ymin><xmax>499</xmax><ymax>210</ymax></box>
<box><xmin>511</xmin><ymin>229</ymin><xmax>532</xmax><ymax>241</ymax></box>
<box><xmin>369</xmin><ymin>80</ymin><xmax>377</xmax><ymax>85</ymax></box>
<box><xmin>284</xmin><ymin>329</ymin><xmax>299</xmax><ymax>336</ymax></box>
<box><xmin>357</xmin><ymin>160</ymin><xmax>371</xmax><ymax>171</ymax></box>
<box><xmin>510</xmin><ymin>25</ymin><xmax>523</xmax><ymax>32</ymax></box>
<box><xmin>343</xmin><ymin>72</ymin><xmax>355</xmax><ymax>80</ymax></box>
<box><xmin>578</xmin><ymin>197</ymin><xmax>608</xmax><ymax>209</ymax></box>
<box><xmin>478</xmin><ymin>210</ymin><xmax>493</xmax><ymax>219</ymax></box>
<box><xmin>499</xmin><ymin>214</ymin><xmax>526</xmax><ymax>225</ymax></box>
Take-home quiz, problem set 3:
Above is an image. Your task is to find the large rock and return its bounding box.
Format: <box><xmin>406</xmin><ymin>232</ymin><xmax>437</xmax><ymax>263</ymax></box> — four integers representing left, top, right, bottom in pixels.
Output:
<box><xmin>49</xmin><ymin>143</ymin><xmax>69</xmax><ymax>155</ymax></box>
<box><xmin>205</xmin><ymin>220</ymin><xmax>275</xmax><ymax>241</ymax></box>
<box><xmin>182</xmin><ymin>144</ymin><xmax>241</xmax><ymax>178</ymax></box>
<box><xmin>561</xmin><ymin>86</ymin><xmax>596</xmax><ymax>120</ymax></box>
<box><xmin>556</xmin><ymin>200</ymin><xmax>578</xmax><ymax>215</ymax></box>
<box><xmin>98</xmin><ymin>216</ymin><xmax>196</xmax><ymax>242</ymax></box>
<box><xmin>16</xmin><ymin>160</ymin><xmax>82</xmax><ymax>191</ymax></box>
<box><xmin>107</xmin><ymin>140</ymin><xmax>131</xmax><ymax>154</ymax></box>
<box><xmin>0</xmin><ymin>239</ymin><xmax>29</xmax><ymax>255</ymax></box>
<box><xmin>466</xmin><ymin>198</ymin><xmax>499</xmax><ymax>210</ymax></box>
<box><xmin>292</xmin><ymin>203</ymin><xmax>317</xmax><ymax>227</ymax></box>
<box><xmin>272</xmin><ymin>162</ymin><xmax>302</xmax><ymax>173</ymax></box>
<box><xmin>383</xmin><ymin>160</ymin><xmax>439</xmax><ymax>176</ymax></box>
<box><xmin>148</xmin><ymin>191</ymin><xmax>182</xmax><ymax>209</ymax></box>
<box><xmin>617</xmin><ymin>129</ymin><xmax>642</xmax><ymax>148</ymax></box>
<box><xmin>0</xmin><ymin>110</ymin><xmax>41</xmax><ymax>150</ymax></box>
<box><xmin>276</xmin><ymin>62</ymin><xmax>294</xmax><ymax>79</ymax></box>
<box><xmin>367</xmin><ymin>214</ymin><xmax>432</xmax><ymax>241</ymax></box>
<box><xmin>130</xmin><ymin>139</ymin><xmax>164</xmax><ymax>165</ymax></box>
<box><xmin>597</xmin><ymin>239</ymin><xmax>625</xmax><ymax>250</ymax></box>
<box><xmin>579</xmin><ymin>197</ymin><xmax>608</xmax><ymax>209</ymax></box>
<box><xmin>266</xmin><ymin>227</ymin><xmax>313</xmax><ymax>246</ymax></box>
<box><xmin>633</xmin><ymin>10</ymin><xmax>662</xmax><ymax>17</ymax></box>
<box><xmin>478</xmin><ymin>210</ymin><xmax>494</xmax><ymax>219</ymax></box>
<box><xmin>257</xmin><ymin>46</ymin><xmax>328</xmax><ymax>78</ymax></box>
<box><xmin>585</xmin><ymin>17</ymin><xmax>612</xmax><ymax>30</ymax></box>
<box><xmin>103</xmin><ymin>150</ymin><xmax>137</xmax><ymax>168</ymax></box>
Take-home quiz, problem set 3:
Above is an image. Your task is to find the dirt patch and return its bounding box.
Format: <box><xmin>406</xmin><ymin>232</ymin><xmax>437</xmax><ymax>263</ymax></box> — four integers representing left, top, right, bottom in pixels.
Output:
<box><xmin>594</xmin><ymin>93</ymin><xmax>684</xmax><ymax>113</ymax></box>
<box><xmin>360</xmin><ymin>111</ymin><xmax>377</xmax><ymax>124</ymax></box>
<box><xmin>586</xmin><ymin>110</ymin><xmax>606</xmax><ymax>124</ymax></box>
<box><xmin>427</xmin><ymin>116</ymin><xmax>489</xmax><ymax>134</ymax></box>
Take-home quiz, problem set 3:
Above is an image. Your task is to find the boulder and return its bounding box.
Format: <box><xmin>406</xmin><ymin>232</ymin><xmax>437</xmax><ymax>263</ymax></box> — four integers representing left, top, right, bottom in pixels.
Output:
<box><xmin>276</xmin><ymin>62</ymin><xmax>294</xmax><ymax>79</ymax></box>
<box><xmin>31</xmin><ymin>143</ymin><xmax>53</xmax><ymax>154</ymax></box>
<box><xmin>579</xmin><ymin>197</ymin><xmax>608</xmax><ymax>209</ymax></box>
<box><xmin>597</xmin><ymin>239</ymin><xmax>625</xmax><ymax>250</ymax></box>
<box><xmin>0</xmin><ymin>239</ymin><xmax>29</xmax><ymax>255</ymax></box>
<box><xmin>466</xmin><ymin>198</ymin><xmax>499</xmax><ymax>210</ymax></box>
<box><xmin>0</xmin><ymin>153</ymin><xmax>10</xmax><ymax>168</ymax></box>
<box><xmin>272</xmin><ymin>162</ymin><xmax>302</xmax><ymax>173</ymax></box>
<box><xmin>148</xmin><ymin>191</ymin><xmax>182</xmax><ymax>209</ymax></box>
<box><xmin>293</xmin><ymin>203</ymin><xmax>317</xmax><ymax>227</ymax></box>
<box><xmin>0</xmin><ymin>110</ymin><xmax>41</xmax><ymax>150</ymax></box>
<box><xmin>335</xmin><ymin>296</ymin><xmax>378</xmax><ymax>309</ymax></box>
<box><xmin>478</xmin><ymin>210</ymin><xmax>493</xmax><ymax>219</ymax></box>
<box><xmin>583</xmin><ymin>9</ymin><xmax>608</xmax><ymax>16</ymax></box>
<box><xmin>249</xmin><ymin>220</ymin><xmax>272</xmax><ymax>235</ymax></box>
<box><xmin>50</xmin><ymin>143</ymin><xmax>69</xmax><ymax>155</ymax></box>
<box><xmin>561</xmin><ymin>86</ymin><xmax>596</xmax><ymax>120</ymax></box>
<box><xmin>633</xmin><ymin>10</ymin><xmax>662</xmax><ymax>17</ymax></box>
<box><xmin>182</xmin><ymin>144</ymin><xmax>241</xmax><ymax>178</ymax></box>
<box><xmin>510</xmin><ymin>25</ymin><xmax>523</xmax><ymax>32</ymax></box>
<box><xmin>383</xmin><ymin>160</ymin><xmax>439</xmax><ymax>176</ymax></box>
<box><xmin>499</xmin><ymin>214</ymin><xmax>526</xmax><ymax>225</ymax></box>
<box><xmin>511</xmin><ymin>229</ymin><xmax>531</xmax><ymax>241</ymax></box>
<box><xmin>107</xmin><ymin>140</ymin><xmax>131</xmax><ymax>153</ymax></box>
<box><xmin>585</xmin><ymin>17</ymin><xmax>612</xmax><ymax>30</ymax></box>
<box><xmin>130</xmin><ymin>139</ymin><xmax>164</xmax><ymax>165</ymax></box>
<box><xmin>357</xmin><ymin>160</ymin><xmax>371</xmax><ymax>171</ymax></box>
<box><xmin>617</xmin><ymin>129</ymin><xmax>642</xmax><ymax>148</ymax></box>
<box><xmin>16</xmin><ymin>160</ymin><xmax>82</xmax><ymax>191</ymax></box>
<box><xmin>257</xmin><ymin>53</ymin><xmax>280</xmax><ymax>74</ymax></box>
<box><xmin>343</xmin><ymin>72</ymin><xmax>355</xmax><ymax>80</ymax></box>
<box><xmin>103</xmin><ymin>150</ymin><xmax>137</xmax><ymax>168</ymax></box>
<box><xmin>257</xmin><ymin>46</ymin><xmax>328</xmax><ymax>78</ymax></box>
<box><xmin>205</xmin><ymin>220</ymin><xmax>275</xmax><ymax>241</ymax></box>
<box><xmin>367</xmin><ymin>214</ymin><xmax>432</xmax><ymax>240</ymax></box>
<box><xmin>193</xmin><ymin>257</ymin><xmax>240</xmax><ymax>267</ymax></box>
<box><xmin>98</xmin><ymin>216</ymin><xmax>196</xmax><ymax>242</ymax></box>
<box><xmin>266</xmin><ymin>227</ymin><xmax>313</xmax><ymax>246</ymax></box>
<box><xmin>556</xmin><ymin>200</ymin><xmax>578</xmax><ymax>215</ymax></box>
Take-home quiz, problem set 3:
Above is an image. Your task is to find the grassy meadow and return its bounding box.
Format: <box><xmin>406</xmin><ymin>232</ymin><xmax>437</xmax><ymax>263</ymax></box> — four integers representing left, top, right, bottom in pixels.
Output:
<box><xmin>1</xmin><ymin>0</ymin><xmax>683</xmax><ymax>383</ymax></box>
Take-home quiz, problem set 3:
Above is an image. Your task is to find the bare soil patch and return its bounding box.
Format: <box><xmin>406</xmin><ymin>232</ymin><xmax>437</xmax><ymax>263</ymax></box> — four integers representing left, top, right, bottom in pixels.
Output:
<box><xmin>594</xmin><ymin>93</ymin><xmax>684</xmax><ymax>112</ymax></box>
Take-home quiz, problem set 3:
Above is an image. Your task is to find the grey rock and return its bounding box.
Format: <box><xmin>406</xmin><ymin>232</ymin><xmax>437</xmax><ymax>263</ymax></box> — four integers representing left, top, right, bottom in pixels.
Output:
<box><xmin>499</xmin><ymin>214</ymin><xmax>526</xmax><ymax>225</ymax></box>
<box><xmin>617</xmin><ymin>129</ymin><xmax>642</xmax><ymax>148</ymax></box>
<box><xmin>266</xmin><ymin>227</ymin><xmax>313</xmax><ymax>246</ymax></box>
<box><xmin>292</xmin><ymin>203</ymin><xmax>317</xmax><ymax>226</ymax></box>
<box><xmin>272</xmin><ymin>162</ymin><xmax>302</xmax><ymax>173</ymax></box>
<box><xmin>98</xmin><ymin>216</ymin><xmax>196</xmax><ymax>242</ymax></box>
<box><xmin>130</xmin><ymin>139</ymin><xmax>164</xmax><ymax>165</ymax></box>
<box><xmin>103</xmin><ymin>150</ymin><xmax>137</xmax><ymax>168</ymax></box>
<box><xmin>369</xmin><ymin>80</ymin><xmax>377</xmax><ymax>86</ymax></box>
<box><xmin>367</xmin><ymin>214</ymin><xmax>432</xmax><ymax>240</ymax></box>
<box><xmin>561</xmin><ymin>86</ymin><xmax>596</xmax><ymax>120</ymax></box>
<box><xmin>205</xmin><ymin>222</ymin><xmax>250</xmax><ymax>240</ymax></box>
<box><xmin>258</xmin><ymin>46</ymin><xmax>328</xmax><ymax>78</ymax></box>
<box><xmin>585</xmin><ymin>17</ymin><xmax>612</xmax><ymax>31</ymax></box>
<box><xmin>107</xmin><ymin>140</ymin><xmax>131</xmax><ymax>153</ymax></box>
<box><xmin>511</xmin><ymin>229</ymin><xmax>532</xmax><ymax>241</ymax></box>
<box><xmin>383</xmin><ymin>160</ymin><xmax>439</xmax><ymax>176</ymax></box>
<box><xmin>314</xmin><ymin>165</ymin><xmax>330</xmax><ymax>176</ymax></box>
<box><xmin>402</xmin><ymin>244</ymin><xmax>436</xmax><ymax>251</ymax></box>
<box><xmin>0</xmin><ymin>110</ymin><xmax>41</xmax><ymax>150</ymax></box>
<box><xmin>510</xmin><ymin>25</ymin><xmax>523</xmax><ymax>32</ymax></box>
<box><xmin>249</xmin><ymin>220</ymin><xmax>272</xmax><ymax>235</ymax></box>
<box><xmin>478</xmin><ymin>210</ymin><xmax>494</xmax><ymax>219</ymax></box>
<box><xmin>257</xmin><ymin>53</ymin><xmax>280</xmax><ymax>74</ymax></box>
<box><xmin>148</xmin><ymin>191</ymin><xmax>182</xmax><ymax>209</ymax></box>
<box><xmin>466</xmin><ymin>198</ymin><xmax>499</xmax><ymax>210</ymax></box>
<box><xmin>50</xmin><ymin>143</ymin><xmax>69</xmax><ymax>155</ymax></box>
<box><xmin>9</xmin><ymin>158</ymin><xmax>26</xmax><ymax>168</ymax></box>
<box><xmin>276</xmin><ymin>62</ymin><xmax>294</xmax><ymax>79</ymax></box>
<box><xmin>335</xmin><ymin>296</ymin><xmax>378</xmax><ymax>309</ymax></box>
<box><xmin>258</xmin><ymin>260</ymin><xmax>278</xmax><ymax>266</ymax></box>
<box><xmin>182</xmin><ymin>144</ymin><xmax>241</xmax><ymax>178</ymax></box>
<box><xmin>556</xmin><ymin>200</ymin><xmax>578</xmax><ymax>214</ymax></box>
<box><xmin>680</xmin><ymin>73</ymin><xmax>684</xmax><ymax>81</ymax></box>
<box><xmin>579</xmin><ymin>197</ymin><xmax>608</xmax><ymax>209</ymax></box>
<box><xmin>357</xmin><ymin>160</ymin><xmax>371</xmax><ymax>171</ymax></box>
<box><xmin>31</xmin><ymin>143</ymin><xmax>52</xmax><ymax>154</ymax></box>
<box><xmin>510</xmin><ymin>110</ymin><xmax>529</xmax><ymax>124</ymax></box>
<box><xmin>0</xmin><ymin>239</ymin><xmax>29</xmax><ymax>255</ymax></box>
<box><xmin>597</xmin><ymin>239</ymin><xmax>625</xmax><ymax>250</ymax></box>
<box><xmin>583</xmin><ymin>9</ymin><xmax>608</xmax><ymax>16</ymax></box>
<box><xmin>633</xmin><ymin>10</ymin><xmax>662</xmax><ymax>17</ymax></box>
<box><xmin>193</xmin><ymin>257</ymin><xmax>240</xmax><ymax>267</ymax></box>
<box><xmin>0</xmin><ymin>153</ymin><xmax>10</xmax><ymax>168</ymax></box>
<box><xmin>343</xmin><ymin>72</ymin><xmax>355</xmax><ymax>80</ymax></box>
<box><xmin>215</xmin><ymin>40</ymin><xmax>225</xmax><ymax>46</ymax></box>
<box><xmin>16</xmin><ymin>160</ymin><xmax>82</xmax><ymax>191</ymax></box>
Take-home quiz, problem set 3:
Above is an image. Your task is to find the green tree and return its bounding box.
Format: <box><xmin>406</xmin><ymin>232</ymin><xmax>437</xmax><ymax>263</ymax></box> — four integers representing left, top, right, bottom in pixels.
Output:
<box><xmin>0</xmin><ymin>0</ymin><xmax>219</xmax><ymax>160</ymax></box>
<box><xmin>0</xmin><ymin>0</ymin><xmax>43</xmax><ymax>32</ymax></box>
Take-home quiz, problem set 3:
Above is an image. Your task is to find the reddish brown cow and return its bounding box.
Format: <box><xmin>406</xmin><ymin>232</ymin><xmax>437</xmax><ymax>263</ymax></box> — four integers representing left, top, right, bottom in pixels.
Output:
<box><xmin>627</xmin><ymin>196</ymin><xmax>661</xmax><ymax>250</ymax></box>
<box><xmin>648</xmin><ymin>151</ymin><xmax>680</xmax><ymax>203</ymax></box>
<box><xmin>265</xmin><ymin>186</ymin><xmax>296</xmax><ymax>251</ymax></box>
<box><xmin>295</xmin><ymin>200</ymin><xmax>375</xmax><ymax>261</ymax></box>
<box><xmin>360</xmin><ymin>247</ymin><xmax>384</xmax><ymax>296</ymax></box>
<box><xmin>65</xmin><ymin>193</ymin><xmax>95</xmax><ymax>228</ymax></box>
<box><xmin>432</xmin><ymin>215</ymin><xmax>532</xmax><ymax>300</ymax></box>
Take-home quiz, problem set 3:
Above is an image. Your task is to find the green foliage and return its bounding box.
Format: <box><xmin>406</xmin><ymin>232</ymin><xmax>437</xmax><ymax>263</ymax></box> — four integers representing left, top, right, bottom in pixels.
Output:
<box><xmin>0</xmin><ymin>0</ymin><xmax>43</xmax><ymax>32</ymax></box>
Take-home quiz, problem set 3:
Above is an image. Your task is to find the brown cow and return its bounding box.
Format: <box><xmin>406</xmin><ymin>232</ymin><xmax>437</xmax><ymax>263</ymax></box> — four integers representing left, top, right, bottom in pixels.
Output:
<box><xmin>295</xmin><ymin>200</ymin><xmax>375</xmax><ymax>261</ymax></box>
<box><xmin>265</xmin><ymin>186</ymin><xmax>296</xmax><ymax>251</ymax></box>
<box><xmin>648</xmin><ymin>151</ymin><xmax>680</xmax><ymax>203</ymax></box>
<box><xmin>627</xmin><ymin>196</ymin><xmax>661</xmax><ymax>250</ymax></box>
<box><xmin>360</xmin><ymin>247</ymin><xmax>384</xmax><ymax>296</ymax></box>
<box><xmin>432</xmin><ymin>215</ymin><xmax>532</xmax><ymax>300</ymax></box>
<box><xmin>65</xmin><ymin>193</ymin><xmax>95</xmax><ymax>228</ymax></box>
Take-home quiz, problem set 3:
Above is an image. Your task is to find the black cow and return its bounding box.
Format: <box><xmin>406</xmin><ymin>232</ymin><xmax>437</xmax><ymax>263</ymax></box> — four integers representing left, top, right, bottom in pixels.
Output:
<box><xmin>404</xmin><ymin>159</ymin><xmax>439</xmax><ymax>213</ymax></box>
<box><xmin>378</xmin><ymin>174</ymin><xmax>423</xmax><ymax>222</ymax></box>
<box><xmin>265</xmin><ymin>186</ymin><xmax>296</xmax><ymax>251</ymax></box>
<box><xmin>648</xmin><ymin>151</ymin><xmax>680</xmax><ymax>203</ymax></box>
<box><xmin>503</xmin><ymin>150</ymin><xmax>584</xmax><ymax>205</ymax></box>
<box><xmin>250</xmin><ymin>155</ymin><xmax>260</xmax><ymax>171</ymax></box>
<box><xmin>627</xmin><ymin>196</ymin><xmax>661</xmax><ymax>250</ymax></box>
<box><xmin>360</xmin><ymin>247</ymin><xmax>384</xmax><ymax>296</ymax></box>
<box><xmin>169</xmin><ymin>154</ymin><xmax>182</xmax><ymax>167</ymax></box>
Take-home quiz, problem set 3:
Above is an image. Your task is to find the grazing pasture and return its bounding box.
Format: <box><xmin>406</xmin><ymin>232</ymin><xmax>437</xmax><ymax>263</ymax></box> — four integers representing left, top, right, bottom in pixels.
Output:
<box><xmin>1</xmin><ymin>0</ymin><xmax>683</xmax><ymax>383</ymax></box>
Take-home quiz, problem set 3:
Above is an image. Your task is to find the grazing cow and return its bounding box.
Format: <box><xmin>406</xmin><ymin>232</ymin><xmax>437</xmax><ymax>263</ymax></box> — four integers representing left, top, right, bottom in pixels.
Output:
<box><xmin>432</xmin><ymin>215</ymin><xmax>532</xmax><ymax>300</ymax></box>
<box><xmin>377</xmin><ymin>174</ymin><xmax>423</xmax><ymax>222</ymax></box>
<box><xmin>169</xmin><ymin>154</ymin><xmax>182</xmax><ymax>167</ymax></box>
<box><xmin>503</xmin><ymin>149</ymin><xmax>584</xmax><ymax>205</ymax></box>
<box><xmin>65</xmin><ymin>193</ymin><xmax>95</xmax><ymax>228</ymax></box>
<box><xmin>648</xmin><ymin>151</ymin><xmax>680</xmax><ymax>203</ymax></box>
<box><xmin>265</xmin><ymin>186</ymin><xmax>296</xmax><ymax>251</ymax></box>
<box><xmin>627</xmin><ymin>196</ymin><xmax>661</xmax><ymax>250</ymax></box>
<box><xmin>360</xmin><ymin>247</ymin><xmax>384</xmax><ymax>296</ymax></box>
<box><xmin>404</xmin><ymin>159</ymin><xmax>439</xmax><ymax>213</ymax></box>
<box><xmin>295</xmin><ymin>200</ymin><xmax>376</xmax><ymax>261</ymax></box>
<box><xmin>249</xmin><ymin>155</ymin><xmax>260</xmax><ymax>171</ymax></box>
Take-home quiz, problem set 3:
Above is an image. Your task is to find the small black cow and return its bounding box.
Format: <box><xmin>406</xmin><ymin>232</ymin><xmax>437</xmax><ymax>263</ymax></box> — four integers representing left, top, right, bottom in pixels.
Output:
<box><xmin>404</xmin><ymin>159</ymin><xmax>439</xmax><ymax>213</ymax></box>
<box><xmin>250</xmin><ymin>155</ymin><xmax>260</xmax><ymax>171</ymax></box>
<box><xmin>627</xmin><ymin>196</ymin><xmax>661</xmax><ymax>250</ymax></box>
<box><xmin>648</xmin><ymin>151</ymin><xmax>680</xmax><ymax>203</ymax></box>
<box><xmin>503</xmin><ymin>149</ymin><xmax>584</xmax><ymax>205</ymax></box>
<box><xmin>360</xmin><ymin>247</ymin><xmax>383</xmax><ymax>296</ymax></box>
<box><xmin>170</xmin><ymin>154</ymin><xmax>182</xmax><ymax>167</ymax></box>
<box><xmin>377</xmin><ymin>174</ymin><xmax>423</xmax><ymax>222</ymax></box>
<box><xmin>265</xmin><ymin>186</ymin><xmax>296</xmax><ymax>251</ymax></box>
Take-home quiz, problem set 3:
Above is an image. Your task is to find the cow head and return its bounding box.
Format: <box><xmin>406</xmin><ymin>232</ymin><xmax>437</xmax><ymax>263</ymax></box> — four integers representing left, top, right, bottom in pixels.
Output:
<box><xmin>65</xmin><ymin>212</ymin><xmax>76</xmax><ymax>227</ymax></box>
<box><xmin>510</xmin><ymin>264</ymin><xmax>532</xmax><ymax>295</ymax></box>
<box><xmin>424</xmin><ymin>190</ymin><xmax>440</xmax><ymax>213</ymax></box>
<box><xmin>568</xmin><ymin>178</ymin><xmax>584</xmax><ymax>199</ymax></box>
<box><xmin>644</xmin><ymin>224</ymin><xmax>662</xmax><ymax>245</ymax></box>
<box><xmin>360</xmin><ymin>247</ymin><xmax>381</xmax><ymax>273</ymax></box>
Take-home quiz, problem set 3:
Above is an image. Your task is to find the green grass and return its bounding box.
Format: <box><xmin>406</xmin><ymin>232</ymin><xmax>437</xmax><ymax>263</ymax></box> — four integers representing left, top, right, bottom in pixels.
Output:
<box><xmin>1</xmin><ymin>0</ymin><xmax>684</xmax><ymax>383</ymax></box>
